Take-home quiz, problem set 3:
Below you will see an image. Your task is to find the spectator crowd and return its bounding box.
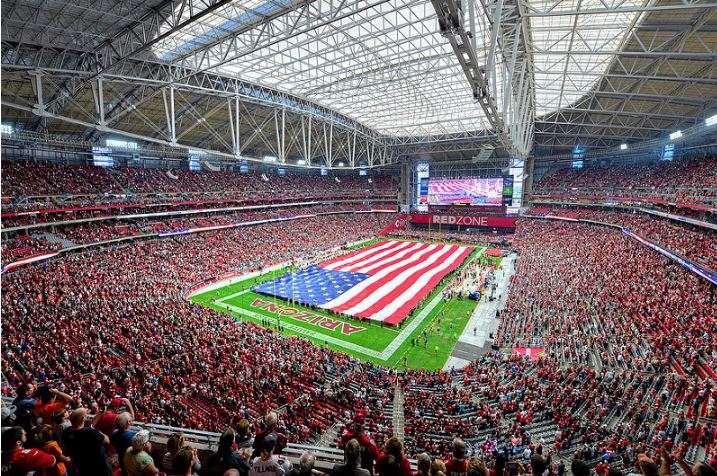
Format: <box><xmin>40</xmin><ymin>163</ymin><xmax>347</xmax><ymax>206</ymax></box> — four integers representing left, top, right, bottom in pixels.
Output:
<box><xmin>2</xmin><ymin>159</ymin><xmax>717</xmax><ymax>476</ymax></box>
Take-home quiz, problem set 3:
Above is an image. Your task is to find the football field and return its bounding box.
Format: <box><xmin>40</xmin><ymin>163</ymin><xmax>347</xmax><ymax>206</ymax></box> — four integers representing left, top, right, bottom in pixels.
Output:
<box><xmin>189</xmin><ymin>239</ymin><xmax>490</xmax><ymax>370</ymax></box>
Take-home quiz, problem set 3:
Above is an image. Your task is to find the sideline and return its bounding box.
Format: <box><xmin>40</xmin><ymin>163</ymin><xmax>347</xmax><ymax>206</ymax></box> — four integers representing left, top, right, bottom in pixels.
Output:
<box><xmin>443</xmin><ymin>253</ymin><xmax>515</xmax><ymax>371</ymax></box>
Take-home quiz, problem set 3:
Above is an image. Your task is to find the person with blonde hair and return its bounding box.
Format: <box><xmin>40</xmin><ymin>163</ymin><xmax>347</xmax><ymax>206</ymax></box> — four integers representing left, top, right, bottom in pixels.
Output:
<box><xmin>123</xmin><ymin>430</ymin><xmax>160</xmax><ymax>476</ymax></box>
<box><xmin>467</xmin><ymin>457</ymin><xmax>488</xmax><ymax>476</ymax></box>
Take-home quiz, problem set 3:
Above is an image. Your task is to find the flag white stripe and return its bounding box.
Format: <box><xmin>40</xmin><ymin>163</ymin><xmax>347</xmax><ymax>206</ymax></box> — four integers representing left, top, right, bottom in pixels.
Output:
<box><xmin>319</xmin><ymin>244</ymin><xmax>443</xmax><ymax>310</ymax></box>
<box><xmin>322</xmin><ymin>240</ymin><xmax>399</xmax><ymax>270</ymax></box>
<box><xmin>367</xmin><ymin>246</ymin><xmax>469</xmax><ymax>320</ymax></box>
<box><xmin>345</xmin><ymin>241</ymin><xmax>428</xmax><ymax>274</ymax></box>
<box><xmin>340</xmin><ymin>245</ymin><xmax>457</xmax><ymax>316</ymax></box>
<box><xmin>335</xmin><ymin>241</ymin><xmax>416</xmax><ymax>273</ymax></box>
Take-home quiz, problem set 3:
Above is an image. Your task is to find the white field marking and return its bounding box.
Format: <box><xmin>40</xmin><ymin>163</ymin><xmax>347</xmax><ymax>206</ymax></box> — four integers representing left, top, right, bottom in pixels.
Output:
<box><xmin>210</xmin><ymin>246</ymin><xmax>486</xmax><ymax>363</ymax></box>
<box><xmin>220</xmin><ymin>302</ymin><xmax>383</xmax><ymax>359</ymax></box>
<box><xmin>217</xmin><ymin>289</ymin><xmax>252</xmax><ymax>302</ymax></box>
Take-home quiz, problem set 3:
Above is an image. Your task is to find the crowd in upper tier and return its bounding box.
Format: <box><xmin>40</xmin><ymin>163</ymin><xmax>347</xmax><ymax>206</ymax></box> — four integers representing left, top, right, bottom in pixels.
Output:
<box><xmin>532</xmin><ymin>156</ymin><xmax>717</xmax><ymax>207</ymax></box>
<box><xmin>1</xmin><ymin>161</ymin><xmax>397</xmax><ymax>203</ymax></box>
<box><xmin>523</xmin><ymin>207</ymin><xmax>717</xmax><ymax>270</ymax></box>
<box><xmin>0</xmin><ymin>204</ymin><xmax>397</xmax><ymax>267</ymax></box>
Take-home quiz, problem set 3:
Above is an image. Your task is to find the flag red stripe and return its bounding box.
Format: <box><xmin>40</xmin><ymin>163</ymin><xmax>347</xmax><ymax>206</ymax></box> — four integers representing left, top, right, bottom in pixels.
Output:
<box><xmin>381</xmin><ymin>246</ymin><xmax>473</xmax><ymax>324</ymax></box>
<box><xmin>329</xmin><ymin>243</ymin><xmax>438</xmax><ymax>313</ymax></box>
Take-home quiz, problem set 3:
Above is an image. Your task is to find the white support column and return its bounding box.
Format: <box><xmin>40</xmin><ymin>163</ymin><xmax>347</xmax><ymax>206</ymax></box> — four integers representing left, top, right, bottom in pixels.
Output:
<box><xmin>467</xmin><ymin>0</ymin><xmax>477</xmax><ymax>51</ymax></box>
<box><xmin>32</xmin><ymin>72</ymin><xmax>45</xmax><ymax>114</ymax></box>
<box><xmin>486</xmin><ymin>0</ymin><xmax>504</xmax><ymax>96</ymax></box>
<box><xmin>350</xmin><ymin>129</ymin><xmax>357</xmax><ymax>167</ymax></box>
<box><xmin>281</xmin><ymin>107</ymin><xmax>286</xmax><ymax>163</ymax></box>
<box><xmin>234</xmin><ymin>95</ymin><xmax>241</xmax><ymax>156</ymax></box>
<box><xmin>328</xmin><ymin>122</ymin><xmax>334</xmax><ymax>166</ymax></box>
<box><xmin>274</xmin><ymin>109</ymin><xmax>281</xmax><ymax>161</ymax></box>
<box><xmin>227</xmin><ymin>98</ymin><xmax>236</xmax><ymax>156</ymax></box>
<box><xmin>97</xmin><ymin>77</ymin><xmax>106</xmax><ymax>128</ymax></box>
<box><xmin>169</xmin><ymin>87</ymin><xmax>176</xmax><ymax>145</ymax></box>
<box><xmin>504</xmin><ymin>25</ymin><xmax>521</xmax><ymax>126</ymax></box>
<box><xmin>307</xmin><ymin>115</ymin><xmax>313</xmax><ymax>166</ymax></box>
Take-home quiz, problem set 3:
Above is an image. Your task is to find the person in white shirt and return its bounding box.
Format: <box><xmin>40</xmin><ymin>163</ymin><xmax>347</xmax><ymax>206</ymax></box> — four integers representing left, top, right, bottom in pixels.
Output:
<box><xmin>249</xmin><ymin>433</ymin><xmax>293</xmax><ymax>476</ymax></box>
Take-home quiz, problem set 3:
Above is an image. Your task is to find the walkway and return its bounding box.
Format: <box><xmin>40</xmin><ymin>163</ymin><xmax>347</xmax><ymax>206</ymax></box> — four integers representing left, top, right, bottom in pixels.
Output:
<box><xmin>392</xmin><ymin>384</ymin><xmax>405</xmax><ymax>441</ymax></box>
<box><xmin>443</xmin><ymin>254</ymin><xmax>516</xmax><ymax>371</ymax></box>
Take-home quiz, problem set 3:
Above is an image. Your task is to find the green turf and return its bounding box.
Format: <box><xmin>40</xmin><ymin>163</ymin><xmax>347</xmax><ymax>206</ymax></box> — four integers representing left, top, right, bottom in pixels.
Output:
<box><xmin>189</xmin><ymin>240</ymin><xmax>488</xmax><ymax>370</ymax></box>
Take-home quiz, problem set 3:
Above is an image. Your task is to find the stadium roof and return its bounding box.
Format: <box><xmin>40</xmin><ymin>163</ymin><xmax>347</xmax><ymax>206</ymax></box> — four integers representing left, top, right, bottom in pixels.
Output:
<box><xmin>1</xmin><ymin>0</ymin><xmax>716</xmax><ymax>161</ymax></box>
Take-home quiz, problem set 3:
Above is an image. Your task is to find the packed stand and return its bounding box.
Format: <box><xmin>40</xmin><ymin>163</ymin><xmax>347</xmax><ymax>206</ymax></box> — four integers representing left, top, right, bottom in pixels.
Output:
<box><xmin>494</xmin><ymin>220</ymin><xmax>717</xmax><ymax>376</ymax></box>
<box><xmin>532</xmin><ymin>156</ymin><xmax>717</xmax><ymax>207</ymax></box>
<box><xmin>527</xmin><ymin>206</ymin><xmax>717</xmax><ymax>269</ymax></box>
<box><xmin>1</xmin><ymin>160</ymin><xmax>398</xmax><ymax>210</ymax></box>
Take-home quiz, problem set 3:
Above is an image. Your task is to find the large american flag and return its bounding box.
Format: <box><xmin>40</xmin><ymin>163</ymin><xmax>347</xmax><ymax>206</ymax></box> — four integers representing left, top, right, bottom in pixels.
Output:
<box><xmin>253</xmin><ymin>240</ymin><xmax>474</xmax><ymax>324</ymax></box>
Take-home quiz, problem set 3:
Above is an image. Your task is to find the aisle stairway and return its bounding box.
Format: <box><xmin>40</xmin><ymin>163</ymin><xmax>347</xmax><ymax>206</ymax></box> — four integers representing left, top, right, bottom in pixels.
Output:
<box><xmin>393</xmin><ymin>384</ymin><xmax>405</xmax><ymax>441</ymax></box>
<box><xmin>314</xmin><ymin>422</ymin><xmax>341</xmax><ymax>448</ymax></box>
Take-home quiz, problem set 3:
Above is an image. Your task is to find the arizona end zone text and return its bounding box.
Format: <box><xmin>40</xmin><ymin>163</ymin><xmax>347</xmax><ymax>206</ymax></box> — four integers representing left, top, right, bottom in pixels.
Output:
<box><xmin>250</xmin><ymin>298</ymin><xmax>366</xmax><ymax>335</ymax></box>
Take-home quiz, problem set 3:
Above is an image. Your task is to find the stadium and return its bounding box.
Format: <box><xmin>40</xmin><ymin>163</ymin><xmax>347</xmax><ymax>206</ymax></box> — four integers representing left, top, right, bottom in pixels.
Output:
<box><xmin>0</xmin><ymin>0</ymin><xmax>716</xmax><ymax>475</ymax></box>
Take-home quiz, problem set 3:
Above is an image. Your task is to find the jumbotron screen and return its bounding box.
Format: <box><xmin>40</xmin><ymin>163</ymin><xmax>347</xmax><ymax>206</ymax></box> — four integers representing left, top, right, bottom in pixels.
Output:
<box><xmin>424</xmin><ymin>177</ymin><xmax>505</xmax><ymax>206</ymax></box>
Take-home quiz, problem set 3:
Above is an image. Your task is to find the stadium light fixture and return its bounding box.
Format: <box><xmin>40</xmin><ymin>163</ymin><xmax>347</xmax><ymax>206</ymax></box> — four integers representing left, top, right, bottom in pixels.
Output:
<box><xmin>706</xmin><ymin>114</ymin><xmax>717</xmax><ymax>127</ymax></box>
<box><xmin>263</xmin><ymin>155</ymin><xmax>278</xmax><ymax>162</ymax></box>
<box><xmin>296</xmin><ymin>159</ymin><xmax>307</xmax><ymax>165</ymax></box>
<box><xmin>669</xmin><ymin>130</ymin><xmax>683</xmax><ymax>140</ymax></box>
<box><xmin>620</xmin><ymin>143</ymin><xmax>628</xmax><ymax>150</ymax></box>
<box><xmin>338</xmin><ymin>161</ymin><xmax>345</xmax><ymax>167</ymax></box>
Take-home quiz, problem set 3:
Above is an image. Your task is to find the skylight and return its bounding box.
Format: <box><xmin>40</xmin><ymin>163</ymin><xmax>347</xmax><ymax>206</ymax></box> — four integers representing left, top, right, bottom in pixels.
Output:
<box><xmin>152</xmin><ymin>0</ymin><xmax>646</xmax><ymax>136</ymax></box>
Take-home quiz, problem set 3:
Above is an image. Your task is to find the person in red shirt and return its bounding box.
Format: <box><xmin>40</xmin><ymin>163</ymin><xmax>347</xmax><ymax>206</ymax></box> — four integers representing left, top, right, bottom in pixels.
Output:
<box><xmin>445</xmin><ymin>438</ymin><xmax>468</xmax><ymax>476</ymax></box>
<box><xmin>92</xmin><ymin>397</ymin><xmax>135</xmax><ymax>437</ymax></box>
<box><xmin>1</xmin><ymin>426</ymin><xmax>57</xmax><ymax>476</ymax></box>
<box><xmin>34</xmin><ymin>386</ymin><xmax>73</xmax><ymax>426</ymax></box>
<box><xmin>375</xmin><ymin>437</ymin><xmax>413</xmax><ymax>476</ymax></box>
<box><xmin>339</xmin><ymin>422</ymin><xmax>380</xmax><ymax>476</ymax></box>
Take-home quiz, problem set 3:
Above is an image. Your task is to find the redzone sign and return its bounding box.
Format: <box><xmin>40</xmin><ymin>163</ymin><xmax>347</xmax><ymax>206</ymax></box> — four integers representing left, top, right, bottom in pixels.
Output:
<box><xmin>409</xmin><ymin>214</ymin><xmax>517</xmax><ymax>228</ymax></box>
<box><xmin>250</xmin><ymin>298</ymin><xmax>366</xmax><ymax>335</ymax></box>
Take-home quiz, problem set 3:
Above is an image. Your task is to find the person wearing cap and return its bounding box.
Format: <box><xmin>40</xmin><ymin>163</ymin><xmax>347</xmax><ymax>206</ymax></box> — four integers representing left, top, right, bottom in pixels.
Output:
<box><xmin>339</xmin><ymin>421</ymin><xmax>380</xmax><ymax>476</ymax></box>
<box><xmin>1</xmin><ymin>426</ymin><xmax>57</xmax><ymax>476</ymax></box>
<box><xmin>249</xmin><ymin>432</ymin><xmax>292</xmax><ymax>476</ymax></box>
<box><xmin>62</xmin><ymin>407</ymin><xmax>112</xmax><ymax>476</ymax></box>
<box><xmin>332</xmin><ymin>439</ymin><xmax>371</xmax><ymax>476</ymax></box>
<box><xmin>124</xmin><ymin>430</ymin><xmax>160</xmax><ymax>476</ymax></box>
<box><xmin>93</xmin><ymin>397</ymin><xmax>134</xmax><ymax>437</ymax></box>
